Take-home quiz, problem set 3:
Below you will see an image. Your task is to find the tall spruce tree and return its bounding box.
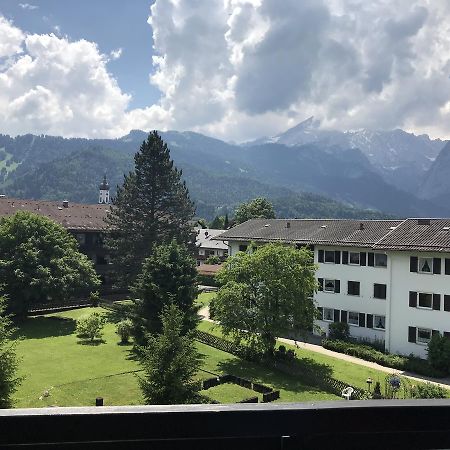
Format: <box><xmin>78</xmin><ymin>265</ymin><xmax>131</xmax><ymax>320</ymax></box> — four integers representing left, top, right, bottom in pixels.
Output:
<box><xmin>106</xmin><ymin>131</ymin><xmax>195</xmax><ymax>287</ymax></box>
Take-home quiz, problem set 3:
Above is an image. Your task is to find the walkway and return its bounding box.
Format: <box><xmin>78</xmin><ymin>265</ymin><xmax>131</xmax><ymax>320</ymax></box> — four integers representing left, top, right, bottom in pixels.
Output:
<box><xmin>198</xmin><ymin>306</ymin><xmax>450</xmax><ymax>390</ymax></box>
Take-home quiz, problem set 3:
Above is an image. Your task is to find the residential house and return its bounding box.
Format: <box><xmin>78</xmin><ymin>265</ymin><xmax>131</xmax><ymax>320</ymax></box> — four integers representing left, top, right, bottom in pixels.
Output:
<box><xmin>216</xmin><ymin>218</ymin><xmax>450</xmax><ymax>358</ymax></box>
<box><xmin>195</xmin><ymin>228</ymin><xmax>228</xmax><ymax>265</ymax></box>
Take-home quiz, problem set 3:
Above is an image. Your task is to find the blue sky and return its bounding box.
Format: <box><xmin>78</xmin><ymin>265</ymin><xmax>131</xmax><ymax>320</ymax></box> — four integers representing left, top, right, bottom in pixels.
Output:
<box><xmin>1</xmin><ymin>0</ymin><xmax>158</xmax><ymax>108</ymax></box>
<box><xmin>0</xmin><ymin>0</ymin><xmax>449</xmax><ymax>141</ymax></box>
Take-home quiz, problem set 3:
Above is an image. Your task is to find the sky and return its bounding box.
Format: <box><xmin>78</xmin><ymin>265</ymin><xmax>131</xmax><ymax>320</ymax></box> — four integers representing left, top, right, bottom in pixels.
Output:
<box><xmin>1</xmin><ymin>0</ymin><xmax>450</xmax><ymax>142</ymax></box>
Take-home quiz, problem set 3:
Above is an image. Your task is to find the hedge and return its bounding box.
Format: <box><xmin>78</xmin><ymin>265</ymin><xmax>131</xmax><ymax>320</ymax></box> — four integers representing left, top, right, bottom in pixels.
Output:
<box><xmin>322</xmin><ymin>339</ymin><xmax>446</xmax><ymax>378</ymax></box>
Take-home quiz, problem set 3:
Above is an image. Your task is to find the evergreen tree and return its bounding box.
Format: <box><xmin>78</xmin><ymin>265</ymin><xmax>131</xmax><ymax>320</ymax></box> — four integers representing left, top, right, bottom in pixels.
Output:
<box><xmin>209</xmin><ymin>216</ymin><xmax>224</xmax><ymax>229</ymax></box>
<box><xmin>138</xmin><ymin>304</ymin><xmax>203</xmax><ymax>405</ymax></box>
<box><xmin>224</xmin><ymin>213</ymin><xmax>229</xmax><ymax>229</ymax></box>
<box><xmin>106</xmin><ymin>131</ymin><xmax>195</xmax><ymax>287</ymax></box>
<box><xmin>0</xmin><ymin>297</ymin><xmax>21</xmax><ymax>408</ymax></box>
<box><xmin>131</xmin><ymin>240</ymin><xmax>199</xmax><ymax>343</ymax></box>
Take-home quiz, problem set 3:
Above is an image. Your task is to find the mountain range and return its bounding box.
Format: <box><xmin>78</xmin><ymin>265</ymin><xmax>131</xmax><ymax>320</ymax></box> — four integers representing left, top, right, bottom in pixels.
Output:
<box><xmin>0</xmin><ymin>118</ymin><xmax>449</xmax><ymax>220</ymax></box>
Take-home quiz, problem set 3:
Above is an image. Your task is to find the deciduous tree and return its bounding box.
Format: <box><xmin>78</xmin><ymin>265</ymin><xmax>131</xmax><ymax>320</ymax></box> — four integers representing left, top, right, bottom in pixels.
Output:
<box><xmin>0</xmin><ymin>212</ymin><xmax>100</xmax><ymax>316</ymax></box>
<box><xmin>214</xmin><ymin>243</ymin><xmax>317</xmax><ymax>355</ymax></box>
<box><xmin>234</xmin><ymin>197</ymin><xmax>275</xmax><ymax>225</ymax></box>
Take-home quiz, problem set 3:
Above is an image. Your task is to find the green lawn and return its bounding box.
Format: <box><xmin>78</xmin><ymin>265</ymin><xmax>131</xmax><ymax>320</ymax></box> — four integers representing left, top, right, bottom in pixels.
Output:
<box><xmin>198</xmin><ymin>321</ymin><xmax>400</xmax><ymax>391</ymax></box>
<box><xmin>201</xmin><ymin>383</ymin><xmax>261</xmax><ymax>403</ymax></box>
<box><xmin>196</xmin><ymin>292</ymin><xmax>216</xmax><ymax>307</ymax></box>
<box><xmin>13</xmin><ymin>306</ymin><xmax>338</xmax><ymax>408</ymax></box>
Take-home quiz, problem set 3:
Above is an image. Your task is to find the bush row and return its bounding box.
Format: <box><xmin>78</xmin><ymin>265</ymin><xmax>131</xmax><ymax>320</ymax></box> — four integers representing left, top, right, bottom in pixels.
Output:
<box><xmin>322</xmin><ymin>339</ymin><xmax>446</xmax><ymax>378</ymax></box>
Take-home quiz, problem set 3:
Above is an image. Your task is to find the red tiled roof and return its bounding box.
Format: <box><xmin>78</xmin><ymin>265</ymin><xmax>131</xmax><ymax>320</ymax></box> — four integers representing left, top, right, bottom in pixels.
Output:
<box><xmin>0</xmin><ymin>198</ymin><xmax>109</xmax><ymax>231</ymax></box>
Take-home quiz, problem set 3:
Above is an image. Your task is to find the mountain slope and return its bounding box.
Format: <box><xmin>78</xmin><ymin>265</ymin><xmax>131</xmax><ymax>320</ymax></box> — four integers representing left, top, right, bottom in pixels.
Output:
<box><xmin>3</xmin><ymin>146</ymin><xmax>391</xmax><ymax>220</ymax></box>
<box><xmin>0</xmin><ymin>130</ymin><xmax>447</xmax><ymax>218</ymax></box>
<box><xmin>419</xmin><ymin>141</ymin><xmax>450</xmax><ymax>205</ymax></box>
<box><xmin>250</xmin><ymin>118</ymin><xmax>446</xmax><ymax>194</ymax></box>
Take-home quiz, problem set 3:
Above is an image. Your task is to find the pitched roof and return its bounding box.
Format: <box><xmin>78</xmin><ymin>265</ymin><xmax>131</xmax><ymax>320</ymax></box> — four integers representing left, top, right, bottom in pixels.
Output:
<box><xmin>216</xmin><ymin>219</ymin><xmax>403</xmax><ymax>248</ymax></box>
<box><xmin>195</xmin><ymin>228</ymin><xmax>228</xmax><ymax>250</ymax></box>
<box><xmin>0</xmin><ymin>198</ymin><xmax>109</xmax><ymax>232</ymax></box>
<box><xmin>374</xmin><ymin>219</ymin><xmax>450</xmax><ymax>252</ymax></box>
<box><xmin>197</xmin><ymin>264</ymin><xmax>222</xmax><ymax>276</ymax></box>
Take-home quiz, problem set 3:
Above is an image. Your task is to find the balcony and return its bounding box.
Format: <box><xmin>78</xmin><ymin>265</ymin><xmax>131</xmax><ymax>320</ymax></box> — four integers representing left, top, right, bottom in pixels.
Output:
<box><xmin>1</xmin><ymin>400</ymin><xmax>450</xmax><ymax>449</ymax></box>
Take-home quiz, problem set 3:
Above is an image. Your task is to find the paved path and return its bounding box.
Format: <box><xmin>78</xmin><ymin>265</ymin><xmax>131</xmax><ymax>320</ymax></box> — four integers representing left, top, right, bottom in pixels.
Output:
<box><xmin>198</xmin><ymin>305</ymin><xmax>450</xmax><ymax>390</ymax></box>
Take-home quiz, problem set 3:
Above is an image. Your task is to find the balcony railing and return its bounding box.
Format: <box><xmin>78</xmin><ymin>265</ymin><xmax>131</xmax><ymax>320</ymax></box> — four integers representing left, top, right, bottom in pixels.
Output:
<box><xmin>1</xmin><ymin>400</ymin><xmax>450</xmax><ymax>449</ymax></box>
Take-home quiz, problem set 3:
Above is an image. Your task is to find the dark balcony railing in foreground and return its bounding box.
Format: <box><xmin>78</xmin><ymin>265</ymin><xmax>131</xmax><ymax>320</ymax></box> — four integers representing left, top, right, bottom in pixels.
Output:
<box><xmin>1</xmin><ymin>400</ymin><xmax>450</xmax><ymax>449</ymax></box>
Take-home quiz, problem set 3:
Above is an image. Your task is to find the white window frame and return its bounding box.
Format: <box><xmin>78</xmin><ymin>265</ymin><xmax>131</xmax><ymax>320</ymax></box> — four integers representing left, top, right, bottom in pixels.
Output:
<box><xmin>417</xmin><ymin>327</ymin><xmax>432</xmax><ymax>345</ymax></box>
<box><xmin>417</xmin><ymin>292</ymin><xmax>433</xmax><ymax>310</ymax></box>
<box><xmin>347</xmin><ymin>281</ymin><xmax>360</xmax><ymax>296</ymax></box>
<box><xmin>373</xmin><ymin>315</ymin><xmax>386</xmax><ymax>330</ymax></box>
<box><xmin>324</xmin><ymin>279</ymin><xmax>335</xmax><ymax>293</ymax></box>
<box><xmin>349</xmin><ymin>252</ymin><xmax>360</xmax><ymax>265</ymax></box>
<box><xmin>418</xmin><ymin>257</ymin><xmax>433</xmax><ymax>274</ymax></box>
<box><xmin>374</xmin><ymin>253</ymin><xmax>388</xmax><ymax>268</ymax></box>
<box><xmin>324</xmin><ymin>250</ymin><xmax>335</xmax><ymax>264</ymax></box>
<box><xmin>322</xmin><ymin>308</ymin><xmax>334</xmax><ymax>322</ymax></box>
<box><xmin>348</xmin><ymin>311</ymin><xmax>359</xmax><ymax>327</ymax></box>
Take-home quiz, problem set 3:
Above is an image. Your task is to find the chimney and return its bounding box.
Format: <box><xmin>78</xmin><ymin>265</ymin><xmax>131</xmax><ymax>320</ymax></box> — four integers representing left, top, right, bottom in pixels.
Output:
<box><xmin>359</xmin><ymin>223</ymin><xmax>364</xmax><ymax>230</ymax></box>
<box><xmin>63</xmin><ymin>200</ymin><xmax>69</xmax><ymax>208</ymax></box>
<box><xmin>418</xmin><ymin>218</ymin><xmax>430</xmax><ymax>225</ymax></box>
<box><xmin>286</xmin><ymin>221</ymin><xmax>291</xmax><ymax>229</ymax></box>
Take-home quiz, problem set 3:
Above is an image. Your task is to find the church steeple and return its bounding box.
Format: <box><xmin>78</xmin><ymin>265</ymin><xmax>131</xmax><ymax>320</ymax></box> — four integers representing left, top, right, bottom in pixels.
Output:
<box><xmin>99</xmin><ymin>174</ymin><xmax>110</xmax><ymax>204</ymax></box>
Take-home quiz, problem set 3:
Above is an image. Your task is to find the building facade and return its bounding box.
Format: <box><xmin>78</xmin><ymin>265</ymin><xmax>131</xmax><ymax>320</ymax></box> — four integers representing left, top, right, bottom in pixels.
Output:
<box><xmin>218</xmin><ymin>218</ymin><xmax>450</xmax><ymax>358</ymax></box>
<box><xmin>194</xmin><ymin>228</ymin><xmax>228</xmax><ymax>266</ymax></box>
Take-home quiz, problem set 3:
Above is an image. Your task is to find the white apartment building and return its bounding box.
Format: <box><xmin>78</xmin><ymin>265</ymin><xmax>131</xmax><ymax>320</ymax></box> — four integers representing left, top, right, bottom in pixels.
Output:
<box><xmin>216</xmin><ymin>218</ymin><xmax>450</xmax><ymax>359</ymax></box>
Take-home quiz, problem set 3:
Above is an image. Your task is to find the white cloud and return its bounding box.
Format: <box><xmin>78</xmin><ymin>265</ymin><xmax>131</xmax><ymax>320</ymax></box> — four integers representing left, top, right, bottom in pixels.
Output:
<box><xmin>0</xmin><ymin>17</ymin><xmax>133</xmax><ymax>138</ymax></box>
<box><xmin>143</xmin><ymin>0</ymin><xmax>450</xmax><ymax>141</ymax></box>
<box><xmin>19</xmin><ymin>3</ymin><xmax>38</xmax><ymax>10</ymax></box>
<box><xmin>0</xmin><ymin>16</ymin><xmax>24</xmax><ymax>58</ymax></box>
<box><xmin>110</xmin><ymin>48</ymin><xmax>122</xmax><ymax>60</ymax></box>
<box><xmin>2</xmin><ymin>2</ymin><xmax>450</xmax><ymax>141</ymax></box>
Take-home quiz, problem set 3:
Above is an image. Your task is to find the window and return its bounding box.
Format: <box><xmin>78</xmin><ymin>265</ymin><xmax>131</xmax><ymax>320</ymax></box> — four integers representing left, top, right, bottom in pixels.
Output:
<box><xmin>418</xmin><ymin>257</ymin><xmax>432</xmax><ymax>273</ymax></box>
<box><xmin>374</xmin><ymin>253</ymin><xmax>387</xmax><ymax>267</ymax></box>
<box><xmin>373</xmin><ymin>283</ymin><xmax>387</xmax><ymax>299</ymax></box>
<box><xmin>324</xmin><ymin>250</ymin><xmax>335</xmax><ymax>263</ymax></box>
<box><xmin>206</xmin><ymin>249</ymin><xmax>215</xmax><ymax>256</ymax></box>
<box><xmin>324</xmin><ymin>279</ymin><xmax>335</xmax><ymax>292</ymax></box>
<box><xmin>417</xmin><ymin>327</ymin><xmax>432</xmax><ymax>344</ymax></box>
<box><xmin>347</xmin><ymin>281</ymin><xmax>360</xmax><ymax>296</ymax></box>
<box><xmin>349</xmin><ymin>252</ymin><xmax>360</xmax><ymax>265</ymax></box>
<box><xmin>238</xmin><ymin>244</ymin><xmax>247</xmax><ymax>252</ymax></box>
<box><xmin>374</xmin><ymin>315</ymin><xmax>385</xmax><ymax>330</ymax></box>
<box><xmin>348</xmin><ymin>311</ymin><xmax>359</xmax><ymax>326</ymax></box>
<box><xmin>322</xmin><ymin>308</ymin><xmax>334</xmax><ymax>322</ymax></box>
<box><xmin>418</xmin><ymin>292</ymin><xmax>432</xmax><ymax>309</ymax></box>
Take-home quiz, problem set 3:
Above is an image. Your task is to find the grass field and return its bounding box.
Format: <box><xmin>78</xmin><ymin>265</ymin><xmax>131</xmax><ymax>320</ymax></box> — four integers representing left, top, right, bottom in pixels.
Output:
<box><xmin>201</xmin><ymin>383</ymin><xmax>262</xmax><ymax>403</ymax></box>
<box><xmin>13</xmin><ymin>306</ymin><xmax>339</xmax><ymax>407</ymax></box>
<box><xmin>198</xmin><ymin>321</ymin><xmax>403</xmax><ymax>391</ymax></box>
<box><xmin>195</xmin><ymin>292</ymin><xmax>216</xmax><ymax>307</ymax></box>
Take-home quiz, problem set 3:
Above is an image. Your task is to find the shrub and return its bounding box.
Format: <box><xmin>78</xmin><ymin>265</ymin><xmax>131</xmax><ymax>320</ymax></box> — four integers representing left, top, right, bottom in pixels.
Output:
<box><xmin>328</xmin><ymin>322</ymin><xmax>350</xmax><ymax>341</ymax></box>
<box><xmin>204</xmin><ymin>255</ymin><xmax>221</xmax><ymax>265</ymax></box>
<box><xmin>89</xmin><ymin>291</ymin><xmax>100</xmax><ymax>307</ymax></box>
<box><xmin>197</xmin><ymin>274</ymin><xmax>219</xmax><ymax>287</ymax></box>
<box><xmin>427</xmin><ymin>334</ymin><xmax>450</xmax><ymax>374</ymax></box>
<box><xmin>409</xmin><ymin>383</ymin><xmax>447</xmax><ymax>399</ymax></box>
<box><xmin>209</xmin><ymin>297</ymin><xmax>217</xmax><ymax>319</ymax></box>
<box><xmin>323</xmin><ymin>339</ymin><xmax>447</xmax><ymax>378</ymax></box>
<box><xmin>372</xmin><ymin>381</ymin><xmax>383</xmax><ymax>399</ymax></box>
<box><xmin>116</xmin><ymin>319</ymin><xmax>133</xmax><ymax>344</ymax></box>
<box><xmin>76</xmin><ymin>312</ymin><xmax>106</xmax><ymax>341</ymax></box>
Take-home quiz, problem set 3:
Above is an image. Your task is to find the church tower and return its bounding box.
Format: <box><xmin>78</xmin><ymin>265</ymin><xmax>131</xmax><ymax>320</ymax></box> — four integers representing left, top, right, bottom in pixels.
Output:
<box><xmin>99</xmin><ymin>174</ymin><xmax>110</xmax><ymax>204</ymax></box>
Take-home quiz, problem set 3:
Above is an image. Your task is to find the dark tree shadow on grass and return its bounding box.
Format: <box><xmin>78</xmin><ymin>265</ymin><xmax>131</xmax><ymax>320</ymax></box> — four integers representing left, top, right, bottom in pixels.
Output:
<box><xmin>76</xmin><ymin>338</ymin><xmax>106</xmax><ymax>346</ymax></box>
<box><xmin>215</xmin><ymin>358</ymin><xmax>335</xmax><ymax>397</ymax></box>
<box><xmin>16</xmin><ymin>316</ymin><xmax>76</xmax><ymax>339</ymax></box>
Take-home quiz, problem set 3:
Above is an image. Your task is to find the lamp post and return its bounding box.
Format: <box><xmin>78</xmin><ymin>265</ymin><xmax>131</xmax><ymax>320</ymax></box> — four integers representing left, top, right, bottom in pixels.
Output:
<box><xmin>366</xmin><ymin>377</ymin><xmax>373</xmax><ymax>392</ymax></box>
